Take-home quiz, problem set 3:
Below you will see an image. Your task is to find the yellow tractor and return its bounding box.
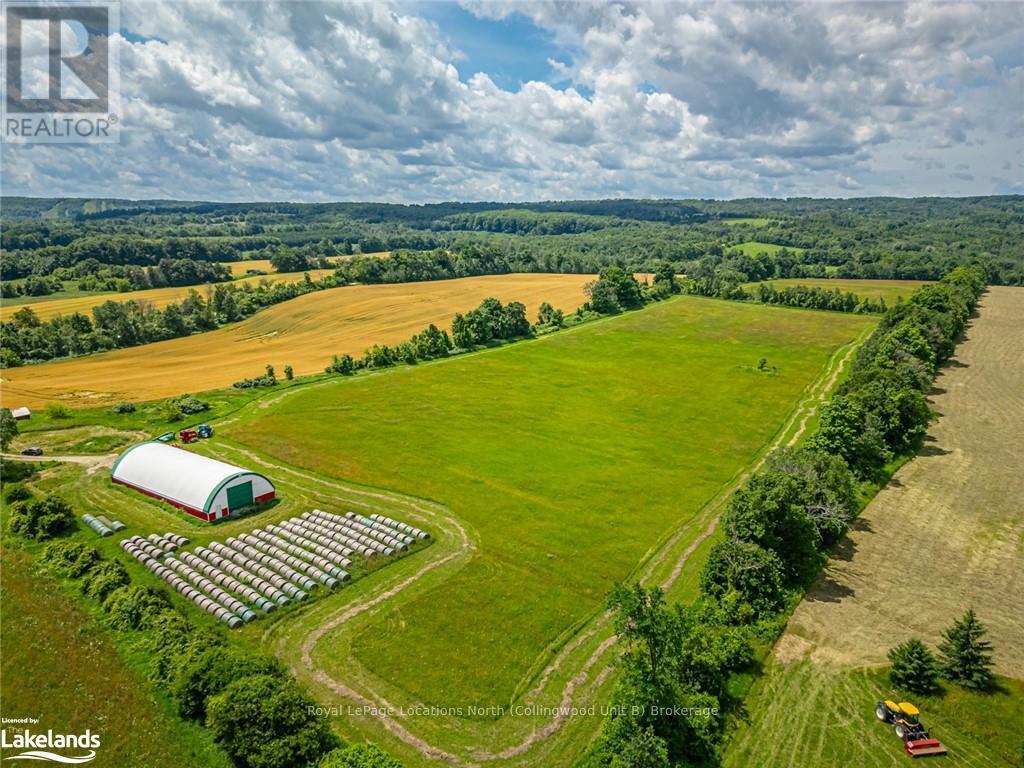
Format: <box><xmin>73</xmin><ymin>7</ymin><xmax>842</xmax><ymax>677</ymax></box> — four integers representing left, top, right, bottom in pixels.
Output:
<box><xmin>875</xmin><ymin>700</ymin><xmax>948</xmax><ymax>757</ymax></box>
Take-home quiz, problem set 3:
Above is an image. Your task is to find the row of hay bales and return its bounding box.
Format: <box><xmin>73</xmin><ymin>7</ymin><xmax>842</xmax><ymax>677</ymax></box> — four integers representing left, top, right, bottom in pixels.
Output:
<box><xmin>82</xmin><ymin>514</ymin><xmax>126</xmax><ymax>537</ymax></box>
<box><xmin>119</xmin><ymin>511</ymin><xmax>426</xmax><ymax>628</ymax></box>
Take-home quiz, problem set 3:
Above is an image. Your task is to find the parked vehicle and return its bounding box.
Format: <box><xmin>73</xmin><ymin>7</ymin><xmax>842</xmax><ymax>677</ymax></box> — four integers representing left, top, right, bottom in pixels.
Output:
<box><xmin>197</xmin><ymin>423</ymin><xmax>214</xmax><ymax>438</ymax></box>
<box><xmin>179</xmin><ymin>429</ymin><xmax>200</xmax><ymax>444</ymax></box>
<box><xmin>21</xmin><ymin>447</ymin><xmax>44</xmax><ymax>456</ymax></box>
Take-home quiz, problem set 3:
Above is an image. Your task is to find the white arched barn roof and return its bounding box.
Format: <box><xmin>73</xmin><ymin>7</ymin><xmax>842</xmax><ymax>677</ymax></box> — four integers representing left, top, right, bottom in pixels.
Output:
<box><xmin>111</xmin><ymin>442</ymin><xmax>275</xmax><ymax>522</ymax></box>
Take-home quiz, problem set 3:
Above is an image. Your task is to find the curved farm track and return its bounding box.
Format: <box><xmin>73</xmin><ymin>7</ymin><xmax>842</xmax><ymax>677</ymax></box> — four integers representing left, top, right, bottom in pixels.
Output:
<box><xmin>220</xmin><ymin>321</ymin><xmax>870</xmax><ymax>767</ymax></box>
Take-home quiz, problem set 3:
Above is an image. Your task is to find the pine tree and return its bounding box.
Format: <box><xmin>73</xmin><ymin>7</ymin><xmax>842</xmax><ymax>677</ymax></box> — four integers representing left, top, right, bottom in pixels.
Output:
<box><xmin>938</xmin><ymin>608</ymin><xmax>994</xmax><ymax>690</ymax></box>
<box><xmin>887</xmin><ymin>638</ymin><xmax>939</xmax><ymax>694</ymax></box>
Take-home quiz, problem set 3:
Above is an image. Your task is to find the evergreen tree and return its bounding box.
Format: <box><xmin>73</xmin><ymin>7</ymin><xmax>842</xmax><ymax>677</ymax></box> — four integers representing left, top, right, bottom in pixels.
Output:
<box><xmin>887</xmin><ymin>638</ymin><xmax>939</xmax><ymax>694</ymax></box>
<box><xmin>938</xmin><ymin>609</ymin><xmax>994</xmax><ymax>689</ymax></box>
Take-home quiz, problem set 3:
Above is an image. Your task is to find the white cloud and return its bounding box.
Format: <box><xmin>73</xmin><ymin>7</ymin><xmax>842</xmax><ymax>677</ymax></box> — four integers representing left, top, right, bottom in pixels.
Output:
<box><xmin>3</xmin><ymin>0</ymin><xmax>1022</xmax><ymax>201</ymax></box>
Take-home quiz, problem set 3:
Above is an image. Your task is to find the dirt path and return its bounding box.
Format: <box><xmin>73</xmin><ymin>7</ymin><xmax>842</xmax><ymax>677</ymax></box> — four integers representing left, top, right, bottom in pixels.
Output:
<box><xmin>0</xmin><ymin>451</ymin><xmax>117</xmax><ymax>470</ymax></box>
<box><xmin>778</xmin><ymin>286</ymin><xmax>1024</xmax><ymax>677</ymax></box>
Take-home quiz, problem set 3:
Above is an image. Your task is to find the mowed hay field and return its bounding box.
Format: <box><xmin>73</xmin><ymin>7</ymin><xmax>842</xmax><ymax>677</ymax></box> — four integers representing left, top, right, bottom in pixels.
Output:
<box><xmin>0</xmin><ymin>547</ymin><xmax>231</xmax><ymax>768</ymax></box>
<box><xmin>0</xmin><ymin>273</ymin><xmax>592</xmax><ymax>409</ymax></box>
<box><xmin>226</xmin><ymin>298</ymin><xmax>874</xmax><ymax>723</ymax></box>
<box><xmin>747</xmin><ymin>277</ymin><xmax>932</xmax><ymax>303</ymax></box>
<box><xmin>0</xmin><ymin>268</ymin><xmax>333</xmax><ymax>322</ymax></box>
<box><xmin>724</xmin><ymin>286</ymin><xmax>1024</xmax><ymax>768</ymax></box>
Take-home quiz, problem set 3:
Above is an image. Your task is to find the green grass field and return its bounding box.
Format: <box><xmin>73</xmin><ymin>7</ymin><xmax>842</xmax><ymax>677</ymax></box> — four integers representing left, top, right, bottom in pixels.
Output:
<box><xmin>724</xmin><ymin>662</ymin><xmax>1023</xmax><ymax>768</ymax></box>
<box><xmin>745</xmin><ymin>277</ymin><xmax>932</xmax><ymax>304</ymax></box>
<box><xmin>224</xmin><ymin>297</ymin><xmax>873</xmax><ymax>714</ymax></box>
<box><xmin>720</xmin><ymin>217</ymin><xmax>772</xmax><ymax>227</ymax></box>
<box><xmin>0</xmin><ymin>545</ymin><xmax>231</xmax><ymax>768</ymax></box>
<box><xmin>729</xmin><ymin>241</ymin><xmax>806</xmax><ymax>256</ymax></box>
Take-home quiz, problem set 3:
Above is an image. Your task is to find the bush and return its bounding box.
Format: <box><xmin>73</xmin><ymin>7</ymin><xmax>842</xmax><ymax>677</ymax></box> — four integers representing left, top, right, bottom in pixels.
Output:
<box><xmin>0</xmin><ymin>459</ymin><xmax>34</xmax><ymax>484</ymax></box>
<box><xmin>8</xmin><ymin>494</ymin><xmax>76</xmax><ymax>540</ymax></box>
<box><xmin>143</xmin><ymin>610</ymin><xmax>214</xmax><ymax>685</ymax></box>
<box><xmin>319</xmin><ymin>744</ymin><xmax>405</xmax><ymax>768</ymax></box>
<box><xmin>45</xmin><ymin>403</ymin><xmax>72</xmax><ymax>419</ymax></box>
<box><xmin>888</xmin><ymin>639</ymin><xmax>939</xmax><ymax>694</ymax></box>
<box><xmin>172</xmin><ymin>647</ymin><xmax>283</xmax><ymax>722</ymax></box>
<box><xmin>103</xmin><ymin>584</ymin><xmax>173</xmax><ymax>631</ymax></box>
<box><xmin>40</xmin><ymin>540</ymin><xmax>102</xmax><ymax>578</ymax></box>
<box><xmin>81</xmin><ymin>560</ymin><xmax>130</xmax><ymax>602</ymax></box>
<box><xmin>171</xmin><ymin>395</ymin><xmax>210</xmax><ymax>415</ymax></box>
<box><xmin>111</xmin><ymin>401</ymin><xmax>136</xmax><ymax>414</ymax></box>
<box><xmin>207</xmin><ymin>674</ymin><xmax>338</xmax><ymax>768</ymax></box>
<box><xmin>4</xmin><ymin>483</ymin><xmax>33</xmax><ymax>503</ymax></box>
<box><xmin>938</xmin><ymin>609</ymin><xmax>994</xmax><ymax>690</ymax></box>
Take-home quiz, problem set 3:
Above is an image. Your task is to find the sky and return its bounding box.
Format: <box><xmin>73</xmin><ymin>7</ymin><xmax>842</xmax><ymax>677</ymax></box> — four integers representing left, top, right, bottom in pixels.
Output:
<box><xmin>2</xmin><ymin>0</ymin><xmax>1023</xmax><ymax>202</ymax></box>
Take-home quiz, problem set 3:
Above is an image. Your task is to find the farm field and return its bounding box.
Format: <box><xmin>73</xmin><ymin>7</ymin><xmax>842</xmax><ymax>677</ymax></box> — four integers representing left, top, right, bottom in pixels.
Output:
<box><xmin>0</xmin><ymin>546</ymin><xmax>231</xmax><ymax>768</ymax></box>
<box><xmin>729</xmin><ymin>240</ymin><xmax>806</xmax><ymax>256</ymax></box>
<box><xmin>218</xmin><ymin>253</ymin><xmax>388</xmax><ymax>276</ymax></box>
<box><xmin>0</xmin><ymin>273</ymin><xmax>593</xmax><ymax>409</ymax></box>
<box><xmin>222</xmin><ymin>296</ymin><xmax>875</xmax><ymax>764</ymax></box>
<box><xmin>0</xmin><ymin>268</ymin><xmax>333</xmax><ymax>322</ymax></box>
<box><xmin>724</xmin><ymin>662</ymin><xmax>1023</xmax><ymax>768</ymax></box>
<box><xmin>745</xmin><ymin>277</ymin><xmax>932</xmax><ymax>303</ymax></box>
<box><xmin>723</xmin><ymin>286</ymin><xmax>1024</xmax><ymax>766</ymax></box>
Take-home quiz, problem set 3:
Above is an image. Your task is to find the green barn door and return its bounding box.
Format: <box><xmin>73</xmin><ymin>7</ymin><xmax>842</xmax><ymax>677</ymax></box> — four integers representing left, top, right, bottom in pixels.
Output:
<box><xmin>226</xmin><ymin>481</ymin><xmax>254</xmax><ymax>511</ymax></box>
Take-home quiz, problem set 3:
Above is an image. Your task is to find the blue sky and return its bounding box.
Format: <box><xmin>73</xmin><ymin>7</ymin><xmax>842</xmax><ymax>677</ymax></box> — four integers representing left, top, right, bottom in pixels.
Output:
<box><xmin>2</xmin><ymin>1</ymin><xmax>1022</xmax><ymax>202</ymax></box>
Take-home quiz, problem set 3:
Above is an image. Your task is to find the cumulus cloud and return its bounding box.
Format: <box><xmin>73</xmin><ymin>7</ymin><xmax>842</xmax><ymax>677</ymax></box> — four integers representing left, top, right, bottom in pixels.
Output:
<box><xmin>2</xmin><ymin>0</ymin><xmax>1022</xmax><ymax>201</ymax></box>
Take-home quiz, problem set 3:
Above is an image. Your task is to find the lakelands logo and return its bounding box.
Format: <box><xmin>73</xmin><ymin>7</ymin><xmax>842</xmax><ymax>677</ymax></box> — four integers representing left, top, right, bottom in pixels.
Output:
<box><xmin>0</xmin><ymin>724</ymin><xmax>100</xmax><ymax>763</ymax></box>
<box><xmin>2</xmin><ymin>1</ymin><xmax>121</xmax><ymax>143</ymax></box>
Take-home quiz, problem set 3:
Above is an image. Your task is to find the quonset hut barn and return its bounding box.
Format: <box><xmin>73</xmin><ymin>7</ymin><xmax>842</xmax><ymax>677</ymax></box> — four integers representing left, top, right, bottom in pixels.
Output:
<box><xmin>111</xmin><ymin>442</ymin><xmax>275</xmax><ymax>522</ymax></box>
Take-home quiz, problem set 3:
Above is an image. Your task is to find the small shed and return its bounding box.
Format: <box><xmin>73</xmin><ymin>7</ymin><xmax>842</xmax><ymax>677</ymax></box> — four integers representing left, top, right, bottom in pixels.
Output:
<box><xmin>111</xmin><ymin>442</ymin><xmax>275</xmax><ymax>522</ymax></box>
<box><xmin>11</xmin><ymin>407</ymin><xmax>31</xmax><ymax>420</ymax></box>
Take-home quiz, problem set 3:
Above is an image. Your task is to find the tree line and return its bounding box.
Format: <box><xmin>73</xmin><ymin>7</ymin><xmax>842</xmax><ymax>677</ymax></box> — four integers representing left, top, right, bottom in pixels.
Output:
<box><xmin>584</xmin><ymin>266</ymin><xmax>987</xmax><ymax>767</ymax></box>
<box><xmin>1</xmin><ymin>257</ymin><xmax>233</xmax><ymax>298</ymax></box>
<box><xmin>0</xmin><ymin>273</ymin><xmax>329</xmax><ymax>367</ymax></box>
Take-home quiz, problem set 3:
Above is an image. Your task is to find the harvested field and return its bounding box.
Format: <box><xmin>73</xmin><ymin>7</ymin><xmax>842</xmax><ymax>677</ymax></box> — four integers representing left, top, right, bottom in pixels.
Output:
<box><xmin>0</xmin><ymin>273</ymin><xmax>593</xmax><ymax>409</ymax></box>
<box><xmin>723</xmin><ymin>286</ymin><xmax>1024</xmax><ymax>768</ymax></box>
<box><xmin>783</xmin><ymin>286</ymin><xmax>1024</xmax><ymax>677</ymax></box>
<box><xmin>746</xmin><ymin>277</ymin><xmax>931</xmax><ymax>304</ymax></box>
<box><xmin>0</xmin><ymin>269</ymin><xmax>332</xmax><ymax>322</ymax></box>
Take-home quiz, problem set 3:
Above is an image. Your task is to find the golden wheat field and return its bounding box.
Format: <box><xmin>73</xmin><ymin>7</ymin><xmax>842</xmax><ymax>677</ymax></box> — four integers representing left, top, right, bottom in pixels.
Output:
<box><xmin>0</xmin><ymin>273</ymin><xmax>593</xmax><ymax>409</ymax></box>
<box><xmin>0</xmin><ymin>269</ymin><xmax>334</xmax><ymax>322</ymax></box>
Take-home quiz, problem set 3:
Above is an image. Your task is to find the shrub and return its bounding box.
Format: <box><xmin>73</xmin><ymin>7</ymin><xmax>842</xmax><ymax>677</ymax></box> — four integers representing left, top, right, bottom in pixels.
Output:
<box><xmin>172</xmin><ymin>647</ymin><xmax>283</xmax><ymax>722</ymax></box>
<box><xmin>143</xmin><ymin>610</ymin><xmax>213</xmax><ymax>685</ymax></box>
<box><xmin>4</xmin><ymin>483</ymin><xmax>33</xmax><ymax>503</ymax></box>
<box><xmin>887</xmin><ymin>639</ymin><xmax>939</xmax><ymax>694</ymax></box>
<box><xmin>325</xmin><ymin>354</ymin><xmax>356</xmax><ymax>375</ymax></box>
<box><xmin>319</xmin><ymin>744</ymin><xmax>405</xmax><ymax>768</ymax></box>
<box><xmin>81</xmin><ymin>560</ymin><xmax>130</xmax><ymax>602</ymax></box>
<box><xmin>111</xmin><ymin>401</ymin><xmax>137</xmax><ymax>414</ymax></box>
<box><xmin>40</xmin><ymin>540</ymin><xmax>102</xmax><ymax>578</ymax></box>
<box><xmin>45</xmin><ymin>403</ymin><xmax>72</xmax><ymax>419</ymax></box>
<box><xmin>0</xmin><ymin>459</ymin><xmax>34</xmax><ymax>484</ymax></box>
<box><xmin>103</xmin><ymin>585</ymin><xmax>173</xmax><ymax>631</ymax></box>
<box><xmin>283</xmin><ymin>365</ymin><xmax>294</xmax><ymax>381</ymax></box>
<box><xmin>207</xmin><ymin>674</ymin><xmax>338</xmax><ymax>768</ymax></box>
<box><xmin>8</xmin><ymin>494</ymin><xmax>76</xmax><ymax>540</ymax></box>
<box><xmin>171</xmin><ymin>395</ymin><xmax>210</xmax><ymax>415</ymax></box>
<box><xmin>938</xmin><ymin>609</ymin><xmax>994</xmax><ymax>690</ymax></box>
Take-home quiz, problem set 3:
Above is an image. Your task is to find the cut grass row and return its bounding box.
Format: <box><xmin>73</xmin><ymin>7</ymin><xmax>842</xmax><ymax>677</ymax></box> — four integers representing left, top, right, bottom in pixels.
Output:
<box><xmin>723</xmin><ymin>662</ymin><xmax>1022</xmax><ymax>768</ymax></box>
